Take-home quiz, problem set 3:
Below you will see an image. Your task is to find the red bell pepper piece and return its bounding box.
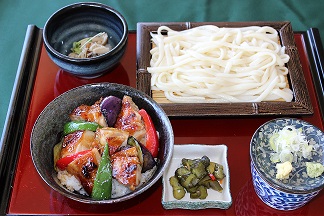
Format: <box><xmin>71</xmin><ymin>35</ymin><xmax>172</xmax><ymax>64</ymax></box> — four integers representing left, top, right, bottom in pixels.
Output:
<box><xmin>56</xmin><ymin>150</ymin><xmax>91</xmax><ymax>170</ymax></box>
<box><xmin>138</xmin><ymin>109</ymin><xmax>159</xmax><ymax>157</ymax></box>
<box><xmin>209</xmin><ymin>173</ymin><xmax>216</xmax><ymax>181</ymax></box>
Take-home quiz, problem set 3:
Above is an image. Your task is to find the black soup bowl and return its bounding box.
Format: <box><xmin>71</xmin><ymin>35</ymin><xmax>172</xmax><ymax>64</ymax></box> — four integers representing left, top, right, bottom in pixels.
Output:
<box><xmin>43</xmin><ymin>2</ymin><xmax>128</xmax><ymax>78</ymax></box>
<box><xmin>31</xmin><ymin>83</ymin><xmax>174</xmax><ymax>204</ymax></box>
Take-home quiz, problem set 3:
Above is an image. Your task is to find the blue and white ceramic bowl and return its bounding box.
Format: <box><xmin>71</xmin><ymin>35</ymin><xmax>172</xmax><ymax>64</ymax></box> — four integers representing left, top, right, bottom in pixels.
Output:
<box><xmin>251</xmin><ymin>162</ymin><xmax>319</xmax><ymax>210</ymax></box>
<box><xmin>250</xmin><ymin>118</ymin><xmax>324</xmax><ymax>210</ymax></box>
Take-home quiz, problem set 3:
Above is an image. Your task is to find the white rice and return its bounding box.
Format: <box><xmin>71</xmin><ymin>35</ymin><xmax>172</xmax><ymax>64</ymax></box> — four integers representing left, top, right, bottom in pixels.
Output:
<box><xmin>111</xmin><ymin>179</ymin><xmax>131</xmax><ymax>198</ymax></box>
<box><xmin>57</xmin><ymin>170</ymin><xmax>88</xmax><ymax>195</ymax></box>
<box><xmin>111</xmin><ymin>165</ymin><xmax>157</xmax><ymax>198</ymax></box>
<box><xmin>57</xmin><ymin>165</ymin><xmax>157</xmax><ymax>198</ymax></box>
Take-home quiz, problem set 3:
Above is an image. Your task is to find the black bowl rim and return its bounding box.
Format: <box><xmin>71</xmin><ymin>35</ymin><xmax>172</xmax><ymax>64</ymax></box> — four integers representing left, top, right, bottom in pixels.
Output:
<box><xmin>43</xmin><ymin>2</ymin><xmax>128</xmax><ymax>64</ymax></box>
<box><xmin>250</xmin><ymin>117</ymin><xmax>324</xmax><ymax>194</ymax></box>
<box><xmin>30</xmin><ymin>82</ymin><xmax>174</xmax><ymax>204</ymax></box>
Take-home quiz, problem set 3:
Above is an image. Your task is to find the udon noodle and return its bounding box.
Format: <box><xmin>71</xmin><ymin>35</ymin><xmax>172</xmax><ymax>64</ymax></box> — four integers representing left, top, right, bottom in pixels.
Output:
<box><xmin>148</xmin><ymin>25</ymin><xmax>293</xmax><ymax>103</ymax></box>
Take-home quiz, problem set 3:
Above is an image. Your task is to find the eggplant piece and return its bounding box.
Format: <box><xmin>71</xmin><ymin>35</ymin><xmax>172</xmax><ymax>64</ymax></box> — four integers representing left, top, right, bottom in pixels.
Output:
<box><xmin>128</xmin><ymin>136</ymin><xmax>156</xmax><ymax>173</ymax></box>
<box><xmin>141</xmin><ymin>144</ymin><xmax>157</xmax><ymax>173</ymax></box>
<box><xmin>100</xmin><ymin>96</ymin><xmax>122</xmax><ymax>127</ymax></box>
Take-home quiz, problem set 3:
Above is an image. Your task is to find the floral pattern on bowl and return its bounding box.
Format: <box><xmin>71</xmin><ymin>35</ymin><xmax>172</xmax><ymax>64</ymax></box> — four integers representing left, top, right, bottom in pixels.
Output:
<box><xmin>251</xmin><ymin>162</ymin><xmax>320</xmax><ymax>210</ymax></box>
<box><xmin>162</xmin><ymin>144</ymin><xmax>232</xmax><ymax>210</ymax></box>
<box><xmin>250</xmin><ymin>118</ymin><xmax>324</xmax><ymax>193</ymax></box>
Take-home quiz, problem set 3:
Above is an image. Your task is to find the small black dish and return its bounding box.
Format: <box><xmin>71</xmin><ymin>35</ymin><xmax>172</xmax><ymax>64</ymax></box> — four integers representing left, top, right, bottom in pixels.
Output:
<box><xmin>43</xmin><ymin>2</ymin><xmax>128</xmax><ymax>78</ymax></box>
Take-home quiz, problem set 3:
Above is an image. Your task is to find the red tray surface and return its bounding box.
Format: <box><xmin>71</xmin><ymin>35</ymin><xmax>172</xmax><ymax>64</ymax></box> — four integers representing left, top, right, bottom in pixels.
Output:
<box><xmin>7</xmin><ymin>33</ymin><xmax>324</xmax><ymax>215</ymax></box>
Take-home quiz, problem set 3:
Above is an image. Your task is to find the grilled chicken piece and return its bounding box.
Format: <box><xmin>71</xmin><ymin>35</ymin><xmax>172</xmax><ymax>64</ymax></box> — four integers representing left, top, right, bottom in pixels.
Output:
<box><xmin>111</xmin><ymin>146</ymin><xmax>138</xmax><ymax>159</ymax></box>
<box><xmin>66</xmin><ymin>148</ymin><xmax>101</xmax><ymax>194</ymax></box>
<box><xmin>111</xmin><ymin>147</ymin><xmax>142</xmax><ymax>190</ymax></box>
<box><xmin>60</xmin><ymin>130</ymin><xmax>95</xmax><ymax>158</ymax></box>
<box><xmin>114</xmin><ymin>96</ymin><xmax>146</xmax><ymax>145</ymax></box>
<box><xmin>92</xmin><ymin>127</ymin><xmax>129</xmax><ymax>155</ymax></box>
<box><xmin>69</xmin><ymin>99</ymin><xmax>107</xmax><ymax>127</ymax></box>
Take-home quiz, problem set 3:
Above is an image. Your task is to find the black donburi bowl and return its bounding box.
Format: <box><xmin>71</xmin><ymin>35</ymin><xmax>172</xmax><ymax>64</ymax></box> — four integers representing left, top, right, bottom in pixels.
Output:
<box><xmin>31</xmin><ymin>83</ymin><xmax>174</xmax><ymax>204</ymax></box>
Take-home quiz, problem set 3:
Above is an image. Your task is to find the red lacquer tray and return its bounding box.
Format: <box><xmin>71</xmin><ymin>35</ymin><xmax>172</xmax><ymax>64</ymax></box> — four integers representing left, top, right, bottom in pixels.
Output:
<box><xmin>1</xmin><ymin>25</ymin><xmax>324</xmax><ymax>215</ymax></box>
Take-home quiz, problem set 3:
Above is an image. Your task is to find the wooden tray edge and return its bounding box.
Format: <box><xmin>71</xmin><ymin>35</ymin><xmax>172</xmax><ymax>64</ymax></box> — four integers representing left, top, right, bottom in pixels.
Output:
<box><xmin>136</xmin><ymin>21</ymin><xmax>314</xmax><ymax>117</ymax></box>
<box><xmin>0</xmin><ymin>25</ymin><xmax>43</xmax><ymax>214</ymax></box>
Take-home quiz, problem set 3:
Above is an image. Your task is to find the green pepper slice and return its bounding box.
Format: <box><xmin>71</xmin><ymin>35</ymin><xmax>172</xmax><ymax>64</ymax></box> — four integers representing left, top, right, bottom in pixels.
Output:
<box><xmin>92</xmin><ymin>143</ymin><xmax>112</xmax><ymax>200</ymax></box>
<box><xmin>127</xmin><ymin>136</ymin><xmax>144</xmax><ymax>166</ymax></box>
<box><xmin>63</xmin><ymin>120</ymin><xmax>100</xmax><ymax>135</ymax></box>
